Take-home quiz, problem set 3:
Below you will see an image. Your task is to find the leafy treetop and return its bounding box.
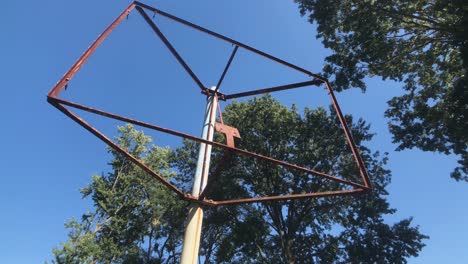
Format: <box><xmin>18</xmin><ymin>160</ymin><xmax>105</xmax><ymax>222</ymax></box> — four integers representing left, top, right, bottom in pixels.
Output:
<box><xmin>295</xmin><ymin>0</ymin><xmax>468</xmax><ymax>181</ymax></box>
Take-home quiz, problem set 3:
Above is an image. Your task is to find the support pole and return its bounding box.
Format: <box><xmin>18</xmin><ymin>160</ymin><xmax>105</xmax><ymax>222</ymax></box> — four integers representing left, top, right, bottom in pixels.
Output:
<box><xmin>180</xmin><ymin>90</ymin><xmax>218</xmax><ymax>264</ymax></box>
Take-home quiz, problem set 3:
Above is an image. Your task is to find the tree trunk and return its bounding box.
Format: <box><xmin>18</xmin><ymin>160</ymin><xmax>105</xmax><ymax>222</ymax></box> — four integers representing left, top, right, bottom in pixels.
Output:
<box><xmin>284</xmin><ymin>239</ymin><xmax>295</xmax><ymax>264</ymax></box>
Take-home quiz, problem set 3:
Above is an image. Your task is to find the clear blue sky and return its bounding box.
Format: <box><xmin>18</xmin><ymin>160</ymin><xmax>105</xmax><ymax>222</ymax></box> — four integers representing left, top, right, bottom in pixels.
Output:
<box><xmin>1</xmin><ymin>0</ymin><xmax>467</xmax><ymax>263</ymax></box>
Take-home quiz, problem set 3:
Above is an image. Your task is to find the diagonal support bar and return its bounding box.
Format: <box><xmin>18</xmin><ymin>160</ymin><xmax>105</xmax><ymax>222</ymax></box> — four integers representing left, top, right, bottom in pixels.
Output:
<box><xmin>51</xmin><ymin>97</ymin><xmax>369</xmax><ymax>190</ymax></box>
<box><xmin>213</xmin><ymin>189</ymin><xmax>366</xmax><ymax>206</ymax></box>
<box><xmin>323</xmin><ymin>81</ymin><xmax>373</xmax><ymax>188</ymax></box>
<box><xmin>215</xmin><ymin>45</ymin><xmax>239</xmax><ymax>92</ymax></box>
<box><xmin>48</xmin><ymin>2</ymin><xmax>136</xmax><ymax>98</ymax></box>
<box><xmin>198</xmin><ymin>152</ymin><xmax>231</xmax><ymax>200</ymax></box>
<box><xmin>47</xmin><ymin>98</ymin><xmax>187</xmax><ymax>198</ymax></box>
<box><xmin>134</xmin><ymin>1</ymin><xmax>322</xmax><ymax>79</ymax></box>
<box><xmin>136</xmin><ymin>6</ymin><xmax>206</xmax><ymax>91</ymax></box>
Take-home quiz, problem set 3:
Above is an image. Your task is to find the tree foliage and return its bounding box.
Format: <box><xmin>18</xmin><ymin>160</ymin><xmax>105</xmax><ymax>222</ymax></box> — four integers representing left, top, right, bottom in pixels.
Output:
<box><xmin>52</xmin><ymin>97</ymin><xmax>427</xmax><ymax>263</ymax></box>
<box><xmin>294</xmin><ymin>0</ymin><xmax>468</xmax><ymax>181</ymax></box>
<box><xmin>52</xmin><ymin>125</ymin><xmax>186</xmax><ymax>264</ymax></box>
<box><xmin>174</xmin><ymin>95</ymin><xmax>427</xmax><ymax>263</ymax></box>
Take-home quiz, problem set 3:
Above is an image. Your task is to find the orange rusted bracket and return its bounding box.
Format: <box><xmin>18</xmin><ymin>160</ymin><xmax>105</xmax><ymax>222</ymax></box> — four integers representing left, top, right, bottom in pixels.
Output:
<box><xmin>198</xmin><ymin>123</ymin><xmax>241</xmax><ymax>200</ymax></box>
<box><xmin>215</xmin><ymin>123</ymin><xmax>240</xmax><ymax>147</ymax></box>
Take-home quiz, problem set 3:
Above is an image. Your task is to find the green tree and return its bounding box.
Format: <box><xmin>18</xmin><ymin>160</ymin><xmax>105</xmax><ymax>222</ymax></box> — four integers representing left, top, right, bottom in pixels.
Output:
<box><xmin>52</xmin><ymin>125</ymin><xmax>186</xmax><ymax>264</ymax></box>
<box><xmin>52</xmin><ymin>97</ymin><xmax>427</xmax><ymax>263</ymax></box>
<box><xmin>173</xmin><ymin>95</ymin><xmax>428</xmax><ymax>263</ymax></box>
<box><xmin>294</xmin><ymin>0</ymin><xmax>468</xmax><ymax>181</ymax></box>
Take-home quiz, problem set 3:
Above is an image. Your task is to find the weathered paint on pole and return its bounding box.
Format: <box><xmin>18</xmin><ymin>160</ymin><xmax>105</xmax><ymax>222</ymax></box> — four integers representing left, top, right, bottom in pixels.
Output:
<box><xmin>180</xmin><ymin>90</ymin><xmax>218</xmax><ymax>264</ymax></box>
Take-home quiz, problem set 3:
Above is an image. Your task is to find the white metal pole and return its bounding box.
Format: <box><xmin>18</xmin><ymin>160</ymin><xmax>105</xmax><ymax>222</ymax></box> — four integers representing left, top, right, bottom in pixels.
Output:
<box><xmin>180</xmin><ymin>90</ymin><xmax>218</xmax><ymax>264</ymax></box>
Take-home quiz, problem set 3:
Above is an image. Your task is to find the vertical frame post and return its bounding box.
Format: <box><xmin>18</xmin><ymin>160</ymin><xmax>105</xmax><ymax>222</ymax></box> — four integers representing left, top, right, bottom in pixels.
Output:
<box><xmin>180</xmin><ymin>91</ymin><xmax>218</xmax><ymax>263</ymax></box>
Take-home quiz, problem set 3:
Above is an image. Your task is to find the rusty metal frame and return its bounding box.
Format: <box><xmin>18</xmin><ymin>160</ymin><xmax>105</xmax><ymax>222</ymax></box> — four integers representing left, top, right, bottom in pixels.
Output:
<box><xmin>47</xmin><ymin>1</ymin><xmax>372</xmax><ymax>207</ymax></box>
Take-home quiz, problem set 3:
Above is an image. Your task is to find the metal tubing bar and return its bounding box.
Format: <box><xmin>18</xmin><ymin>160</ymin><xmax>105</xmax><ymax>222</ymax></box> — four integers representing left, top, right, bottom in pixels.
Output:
<box><xmin>198</xmin><ymin>152</ymin><xmax>231</xmax><ymax>200</ymax></box>
<box><xmin>49</xmin><ymin>96</ymin><xmax>369</xmax><ymax>190</ymax></box>
<box><xmin>192</xmin><ymin>95</ymin><xmax>218</xmax><ymax>196</ymax></box>
<box><xmin>201</xmin><ymin>89</ymin><xmax>227</xmax><ymax>101</ymax></box>
<box><xmin>215</xmin><ymin>45</ymin><xmax>239</xmax><ymax>92</ymax></box>
<box><xmin>134</xmin><ymin>1</ymin><xmax>322</xmax><ymax>79</ymax></box>
<box><xmin>46</xmin><ymin>2</ymin><xmax>373</xmax><ymax>211</ymax></box>
<box><xmin>181</xmin><ymin>94</ymin><xmax>218</xmax><ymax>264</ymax></box>
<box><xmin>48</xmin><ymin>2</ymin><xmax>136</xmax><ymax>98</ymax></box>
<box><xmin>323</xmin><ymin>81</ymin><xmax>372</xmax><ymax>188</ymax></box>
<box><xmin>212</xmin><ymin>189</ymin><xmax>366</xmax><ymax>206</ymax></box>
<box><xmin>184</xmin><ymin>189</ymin><xmax>366</xmax><ymax>207</ymax></box>
<box><xmin>136</xmin><ymin>6</ymin><xmax>206</xmax><ymax>91</ymax></box>
<box><xmin>47</xmin><ymin>99</ymin><xmax>187</xmax><ymax>198</ymax></box>
<box><xmin>225</xmin><ymin>79</ymin><xmax>323</xmax><ymax>100</ymax></box>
